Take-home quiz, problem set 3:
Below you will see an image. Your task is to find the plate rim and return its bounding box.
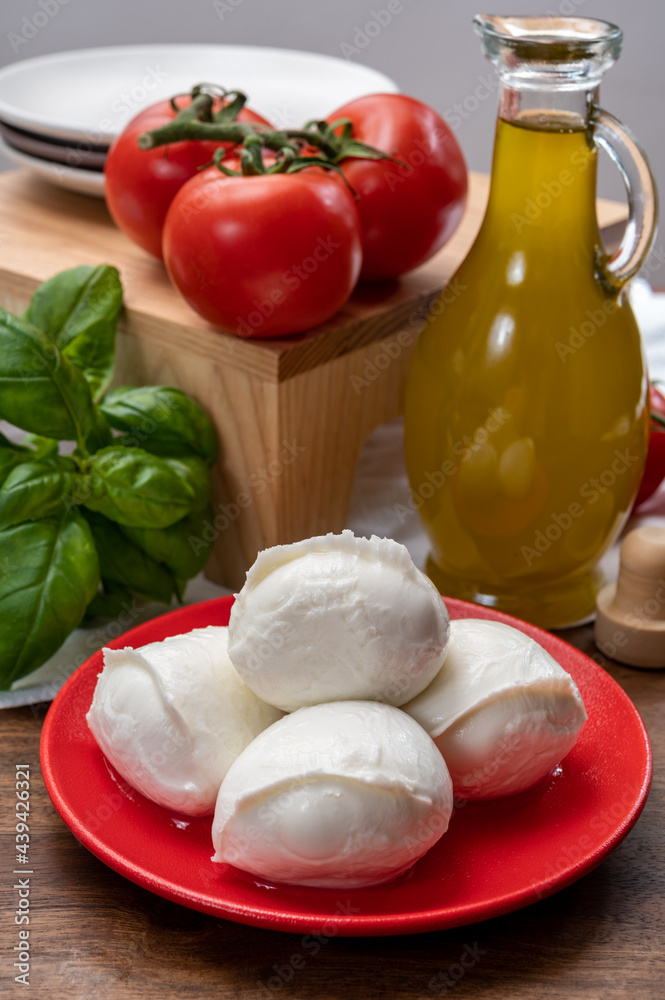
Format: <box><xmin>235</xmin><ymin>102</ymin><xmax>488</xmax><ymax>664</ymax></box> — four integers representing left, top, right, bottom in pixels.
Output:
<box><xmin>0</xmin><ymin>42</ymin><xmax>399</xmax><ymax>143</ymax></box>
<box><xmin>40</xmin><ymin>595</ymin><xmax>653</xmax><ymax>937</ymax></box>
<box><xmin>0</xmin><ymin>121</ymin><xmax>107</xmax><ymax>167</ymax></box>
<box><xmin>0</xmin><ymin>139</ymin><xmax>105</xmax><ymax>197</ymax></box>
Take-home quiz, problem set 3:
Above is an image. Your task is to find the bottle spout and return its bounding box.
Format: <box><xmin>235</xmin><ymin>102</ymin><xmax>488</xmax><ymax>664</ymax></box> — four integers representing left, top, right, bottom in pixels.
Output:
<box><xmin>473</xmin><ymin>14</ymin><xmax>622</xmax><ymax>88</ymax></box>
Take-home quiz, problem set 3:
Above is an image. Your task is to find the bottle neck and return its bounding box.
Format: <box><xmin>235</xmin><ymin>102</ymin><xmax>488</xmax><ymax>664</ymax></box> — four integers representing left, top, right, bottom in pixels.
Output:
<box><xmin>483</xmin><ymin>83</ymin><xmax>601</xmax><ymax>245</ymax></box>
<box><xmin>497</xmin><ymin>81</ymin><xmax>596</xmax><ymax>129</ymax></box>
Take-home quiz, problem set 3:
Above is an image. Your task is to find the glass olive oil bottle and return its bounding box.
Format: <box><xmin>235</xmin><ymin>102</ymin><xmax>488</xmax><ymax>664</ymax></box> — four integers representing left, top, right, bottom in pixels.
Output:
<box><xmin>404</xmin><ymin>16</ymin><xmax>657</xmax><ymax>627</ymax></box>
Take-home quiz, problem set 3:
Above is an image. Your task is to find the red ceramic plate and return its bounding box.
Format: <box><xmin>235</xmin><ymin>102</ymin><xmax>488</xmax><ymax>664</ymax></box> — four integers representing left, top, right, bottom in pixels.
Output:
<box><xmin>41</xmin><ymin>596</ymin><xmax>652</xmax><ymax>937</ymax></box>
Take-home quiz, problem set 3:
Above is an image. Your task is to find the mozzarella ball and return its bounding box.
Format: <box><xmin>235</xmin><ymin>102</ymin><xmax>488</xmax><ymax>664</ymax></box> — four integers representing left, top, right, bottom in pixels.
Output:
<box><xmin>86</xmin><ymin>626</ymin><xmax>283</xmax><ymax>815</ymax></box>
<box><xmin>211</xmin><ymin>700</ymin><xmax>453</xmax><ymax>887</ymax></box>
<box><xmin>227</xmin><ymin>530</ymin><xmax>450</xmax><ymax>712</ymax></box>
<box><xmin>403</xmin><ymin>619</ymin><xmax>587</xmax><ymax>799</ymax></box>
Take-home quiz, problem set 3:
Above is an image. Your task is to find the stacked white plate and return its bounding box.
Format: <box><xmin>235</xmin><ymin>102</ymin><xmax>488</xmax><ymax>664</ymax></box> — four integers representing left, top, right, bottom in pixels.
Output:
<box><xmin>0</xmin><ymin>44</ymin><xmax>398</xmax><ymax>197</ymax></box>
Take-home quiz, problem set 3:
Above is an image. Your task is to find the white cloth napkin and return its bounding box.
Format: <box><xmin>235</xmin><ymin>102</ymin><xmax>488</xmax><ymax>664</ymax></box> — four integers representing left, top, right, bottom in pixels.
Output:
<box><xmin>3</xmin><ymin>280</ymin><xmax>665</xmax><ymax>706</ymax></box>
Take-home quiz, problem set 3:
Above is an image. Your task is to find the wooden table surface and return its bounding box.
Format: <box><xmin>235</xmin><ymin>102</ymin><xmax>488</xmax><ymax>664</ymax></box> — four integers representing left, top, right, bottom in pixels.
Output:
<box><xmin>1</xmin><ymin>622</ymin><xmax>663</xmax><ymax>1000</ymax></box>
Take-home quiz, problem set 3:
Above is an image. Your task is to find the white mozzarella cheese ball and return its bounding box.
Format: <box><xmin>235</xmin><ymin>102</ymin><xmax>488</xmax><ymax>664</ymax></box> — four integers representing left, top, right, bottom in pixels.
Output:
<box><xmin>211</xmin><ymin>700</ymin><xmax>453</xmax><ymax>887</ymax></box>
<box><xmin>227</xmin><ymin>530</ymin><xmax>450</xmax><ymax>711</ymax></box>
<box><xmin>403</xmin><ymin>619</ymin><xmax>587</xmax><ymax>799</ymax></box>
<box><xmin>86</xmin><ymin>626</ymin><xmax>283</xmax><ymax>815</ymax></box>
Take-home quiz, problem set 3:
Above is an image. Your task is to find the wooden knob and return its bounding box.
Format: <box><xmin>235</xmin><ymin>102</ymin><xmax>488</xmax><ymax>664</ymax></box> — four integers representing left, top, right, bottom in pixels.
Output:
<box><xmin>595</xmin><ymin>525</ymin><xmax>665</xmax><ymax>668</ymax></box>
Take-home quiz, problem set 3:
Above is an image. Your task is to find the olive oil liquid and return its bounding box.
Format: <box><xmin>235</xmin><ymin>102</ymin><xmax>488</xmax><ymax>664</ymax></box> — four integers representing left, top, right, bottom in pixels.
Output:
<box><xmin>404</xmin><ymin>115</ymin><xmax>649</xmax><ymax>628</ymax></box>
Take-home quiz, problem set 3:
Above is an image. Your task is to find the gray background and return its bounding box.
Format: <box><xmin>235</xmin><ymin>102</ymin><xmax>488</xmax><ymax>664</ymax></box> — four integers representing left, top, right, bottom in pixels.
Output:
<box><xmin>0</xmin><ymin>0</ymin><xmax>662</xmax><ymax>237</ymax></box>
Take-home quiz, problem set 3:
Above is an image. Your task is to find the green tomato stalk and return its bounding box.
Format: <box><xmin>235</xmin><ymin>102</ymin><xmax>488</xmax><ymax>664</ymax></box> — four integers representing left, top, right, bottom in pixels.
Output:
<box><xmin>136</xmin><ymin>84</ymin><xmax>398</xmax><ymax>168</ymax></box>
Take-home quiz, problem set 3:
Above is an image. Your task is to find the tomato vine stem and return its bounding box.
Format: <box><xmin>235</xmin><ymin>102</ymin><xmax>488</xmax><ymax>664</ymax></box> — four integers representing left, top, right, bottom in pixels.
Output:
<box><xmin>136</xmin><ymin>84</ymin><xmax>397</xmax><ymax>170</ymax></box>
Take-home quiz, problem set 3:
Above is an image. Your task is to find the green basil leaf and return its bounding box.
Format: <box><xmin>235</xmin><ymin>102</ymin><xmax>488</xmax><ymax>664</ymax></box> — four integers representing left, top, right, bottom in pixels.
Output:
<box><xmin>0</xmin><ymin>430</ymin><xmax>29</xmax><ymax>451</ymax></box>
<box><xmin>0</xmin><ymin>456</ymin><xmax>79</xmax><ymax>530</ymax></box>
<box><xmin>0</xmin><ymin>508</ymin><xmax>100</xmax><ymax>688</ymax></box>
<box><xmin>0</xmin><ymin>451</ymin><xmax>22</xmax><ymax>487</ymax></box>
<box><xmin>0</xmin><ymin>436</ymin><xmax>32</xmax><ymax>487</ymax></box>
<box><xmin>0</xmin><ymin>309</ymin><xmax>97</xmax><ymax>445</ymax></box>
<box><xmin>24</xmin><ymin>265</ymin><xmax>123</xmax><ymax>401</ymax></box>
<box><xmin>0</xmin><ymin>454</ymin><xmax>26</xmax><ymax>489</ymax></box>
<box><xmin>120</xmin><ymin>504</ymin><xmax>215</xmax><ymax>579</ymax></box>
<box><xmin>83</xmin><ymin>446</ymin><xmax>208</xmax><ymax>528</ymax></box>
<box><xmin>85</xmin><ymin>409</ymin><xmax>113</xmax><ymax>454</ymax></box>
<box><xmin>21</xmin><ymin>433</ymin><xmax>59</xmax><ymax>459</ymax></box>
<box><xmin>99</xmin><ymin>386</ymin><xmax>217</xmax><ymax>465</ymax></box>
<box><xmin>85</xmin><ymin>579</ymin><xmax>133</xmax><ymax>620</ymax></box>
<box><xmin>83</xmin><ymin>510</ymin><xmax>176</xmax><ymax>603</ymax></box>
<box><xmin>160</xmin><ymin>454</ymin><xmax>210</xmax><ymax>509</ymax></box>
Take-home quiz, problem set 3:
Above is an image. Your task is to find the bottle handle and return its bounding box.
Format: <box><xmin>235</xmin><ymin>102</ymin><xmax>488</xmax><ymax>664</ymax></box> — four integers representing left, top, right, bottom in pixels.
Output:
<box><xmin>591</xmin><ymin>107</ymin><xmax>658</xmax><ymax>290</ymax></box>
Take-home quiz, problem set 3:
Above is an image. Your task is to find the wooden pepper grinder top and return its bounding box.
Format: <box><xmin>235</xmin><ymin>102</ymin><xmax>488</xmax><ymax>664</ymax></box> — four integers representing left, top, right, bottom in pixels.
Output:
<box><xmin>595</xmin><ymin>525</ymin><xmax>665</xmax><ymax>668</ymax></box>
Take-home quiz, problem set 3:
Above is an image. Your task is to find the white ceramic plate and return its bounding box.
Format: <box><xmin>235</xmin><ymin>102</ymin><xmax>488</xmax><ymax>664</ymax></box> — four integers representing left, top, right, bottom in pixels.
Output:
<box><xmin>0</xmin><ymin>121</ymin><xmax>107</xmax><ymax>167</ymax></box>
<box><xmin>0</xmin><ymin>139</ymin><xmax>105</xmax><ymax>197</ymax></box>
<box><xmin>0</xmin><ymin>44</ymin><xmax>398</xmax><ymax>145</ymax></box>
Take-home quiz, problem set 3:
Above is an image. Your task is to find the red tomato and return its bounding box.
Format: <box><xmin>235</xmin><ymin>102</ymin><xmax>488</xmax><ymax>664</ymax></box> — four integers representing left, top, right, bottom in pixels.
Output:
<box><xmin>162</xmin><ymin>167</ymin><xmax>363</xmax><ymax>338</ymax></box>
<box><xmin>633</xmin><ymin>385</ymin><xmax>665</xmax><ymax>508</ymax></box>
<box><xmin>648</xmin><ymin>383</ymin><xmax>665</xmax><ymax>422</ymax></box>
<box><xmin>327</xmin><ymin>94</ymin><xmax>468</xmax><ymax>281</ymax></box>
<box><xmin>104</xmin><ymin>97</ymin><xmax>271</xmax><ymax>260</ymax></box>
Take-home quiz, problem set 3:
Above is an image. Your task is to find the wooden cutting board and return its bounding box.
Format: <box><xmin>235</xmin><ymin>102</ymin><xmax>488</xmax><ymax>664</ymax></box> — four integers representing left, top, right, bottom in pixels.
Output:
<box><xmin>0</xmin><ymin>169</ymin><xmax>627</xmax><ymax>587</ymax></box>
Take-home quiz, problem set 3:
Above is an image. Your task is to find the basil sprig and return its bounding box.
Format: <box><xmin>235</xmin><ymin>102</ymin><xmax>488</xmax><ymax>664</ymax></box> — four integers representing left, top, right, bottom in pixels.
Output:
<box><xmin>0</xmin><ymin>265</ymin><xmax>217</xmax><ymax>689</ymax></box>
